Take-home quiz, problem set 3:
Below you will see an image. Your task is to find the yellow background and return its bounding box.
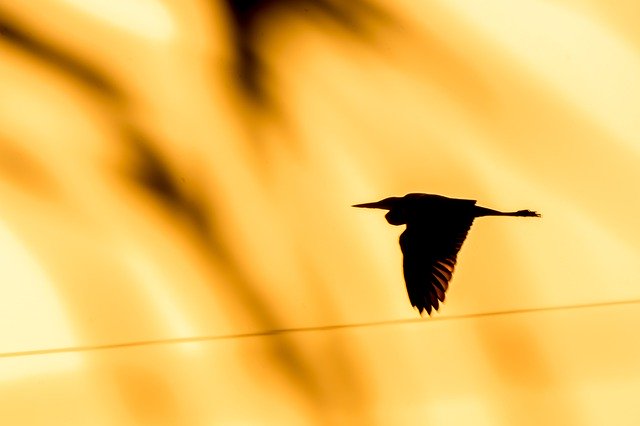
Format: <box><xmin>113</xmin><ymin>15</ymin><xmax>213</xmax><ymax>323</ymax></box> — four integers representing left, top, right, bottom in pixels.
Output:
<box><xmin>1</xmin><ymin>0</ymin><xmax>639</xmax><ymax>424</ymax></box>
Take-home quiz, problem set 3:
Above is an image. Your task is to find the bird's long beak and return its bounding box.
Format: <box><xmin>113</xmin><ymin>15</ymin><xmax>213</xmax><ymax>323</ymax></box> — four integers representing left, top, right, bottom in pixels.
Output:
<box><xmin>352</xmin><ymin>198</ymin><xmax>395</xmax><ymax>209</ymax></box>
<box><xmin>352</xmin><ymin>202</ymin><xmax>383</xmax><ymax>208</ymax></box>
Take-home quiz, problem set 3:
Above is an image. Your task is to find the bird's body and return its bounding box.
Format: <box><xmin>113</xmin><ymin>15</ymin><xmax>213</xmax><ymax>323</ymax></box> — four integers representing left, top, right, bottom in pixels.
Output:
<box><xmin>354</xmin><ymin>193</ymin><xmax>540</xmax><ymax>315</ymax></box>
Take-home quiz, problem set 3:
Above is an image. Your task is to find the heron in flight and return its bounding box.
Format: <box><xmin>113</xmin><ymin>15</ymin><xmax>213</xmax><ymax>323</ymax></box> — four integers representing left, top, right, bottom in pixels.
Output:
<box><xmin>353</xmin><ymin>193</ymin><xmax>540</xmax><ymax>315</ymax></box>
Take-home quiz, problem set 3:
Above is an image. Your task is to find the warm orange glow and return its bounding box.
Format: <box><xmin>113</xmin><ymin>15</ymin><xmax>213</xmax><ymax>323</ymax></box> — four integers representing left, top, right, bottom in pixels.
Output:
<box><xmin>1</xmin><ymin>0</ymin><xmax>640</xmax><ymax>424</ymax></box>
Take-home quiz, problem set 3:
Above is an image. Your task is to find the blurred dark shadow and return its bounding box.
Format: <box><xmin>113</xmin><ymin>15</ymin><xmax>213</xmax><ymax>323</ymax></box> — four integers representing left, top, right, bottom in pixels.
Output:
<box><xmin>0</xmin><ymin>11</ymin><xmax>122</xmax><ymax>100</ymax></box>
<box><xmin>122</xmin><ymin>128</ymin><xmax>360</xmax><ymax>407</ymax></box>
<box><xmin>223</xmin><ymin>0</ymin><xmax>391</xmax><ymax>106</ymax></box>
<box><xmin>1</xmin><ymin>1</ymin><xmax>372</xmax><ymax>411</ymax></box>
<box><xmin>219</xmin><ymin>0</ymin><xmax>495</xmax><ymax>156</ymax></box>
<box><xmin>219</xmin><ymin>0</ymin><xmax>397</xmax><ymax>150</ymax></box>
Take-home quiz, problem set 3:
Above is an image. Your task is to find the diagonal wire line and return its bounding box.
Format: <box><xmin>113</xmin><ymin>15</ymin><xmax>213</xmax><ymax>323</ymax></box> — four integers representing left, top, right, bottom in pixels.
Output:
<box><xmin>2</xmin><ymin>297</ymin><xmax>640</xmax><ymax>359</ymax></box>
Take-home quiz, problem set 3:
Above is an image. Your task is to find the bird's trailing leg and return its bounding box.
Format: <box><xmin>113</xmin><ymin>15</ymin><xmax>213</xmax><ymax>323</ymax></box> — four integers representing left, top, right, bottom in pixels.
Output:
<box><xmin>473</xmin><ymin>206</ymin><xmax>540</xmax><ymax>218</ymax></box>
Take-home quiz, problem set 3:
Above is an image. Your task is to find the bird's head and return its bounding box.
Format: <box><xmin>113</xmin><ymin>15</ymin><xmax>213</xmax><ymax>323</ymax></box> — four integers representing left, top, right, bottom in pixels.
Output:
<box><xmin>352</xmin><ymin>196</ymin><xmax>406</xmax><ymax>225</ymax></box>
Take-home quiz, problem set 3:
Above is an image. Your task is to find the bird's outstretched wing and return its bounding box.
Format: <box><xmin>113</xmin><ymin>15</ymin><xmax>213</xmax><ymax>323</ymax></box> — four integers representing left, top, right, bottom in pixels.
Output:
<box><xmin>399</xmin><ymin>216</ymin><xmax>475</xmax><ymax>315</ymax></box>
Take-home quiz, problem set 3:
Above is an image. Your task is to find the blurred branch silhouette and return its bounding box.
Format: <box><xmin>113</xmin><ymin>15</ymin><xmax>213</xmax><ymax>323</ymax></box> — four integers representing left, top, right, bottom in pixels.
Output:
<box><xmin>0</xmin><ymin>7</ymin><xmax>400</xmax><ymax>413</ymax></box>
<box><xmin>224</xmin><ymin>0</ymin><xmax>392</xmax><ymax>106</ymax></box>
<box><xmin>0</xmin><ymin>1</ymin><xmax>378</xmax><ymax>413</ymax></box>
<box><xmin>220</xmin><ymin>0</ymin><xmax>396</xmax><ymax>148</ymax></box>
<box><xmin>123</xmin><ymin>128</ymin><xmax>347</xmax><ymax>404</ymax></box>
<box><xmin>0</xmin><ymin>13</ymin><xmax>121</xmax><ymax>99</ymax></box>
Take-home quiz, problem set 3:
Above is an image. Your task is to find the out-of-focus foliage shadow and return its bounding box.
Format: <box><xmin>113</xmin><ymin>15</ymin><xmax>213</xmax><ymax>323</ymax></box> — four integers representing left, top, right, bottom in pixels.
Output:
<box><xmin>0</xmin><ymin>1</ymin><xmax>372</xmax><ymax>412</ymax></box>
<box><xmin>220</xmin><ymin>0</ymin><xmax>397</xmax><ymax>148</ymax></box>
<box><xmin>121</xmin><ymin>129</ymin><xmax>362</xmax><ymax>409</ymax></box>
<box><xmin>0</xmin><ymin>12</ymin><xmax>122</xmax><ymax>100</ymax></box>
<box><xmin>220</xmin><ymin>0</ymin><xmax>495</xmax><ymax>152</ymax></box>
<box><xmin>223</xmin><ymin>0</ymin><xmax>391</xmax><ymax>106</ymax></box>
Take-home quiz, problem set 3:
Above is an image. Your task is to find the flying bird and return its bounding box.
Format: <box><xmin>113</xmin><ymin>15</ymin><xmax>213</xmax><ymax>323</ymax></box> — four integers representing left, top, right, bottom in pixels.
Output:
<box><xmin>353</xmin><ymin>193</ymin><xmax>540</xmax><ymax>315</ymax></box>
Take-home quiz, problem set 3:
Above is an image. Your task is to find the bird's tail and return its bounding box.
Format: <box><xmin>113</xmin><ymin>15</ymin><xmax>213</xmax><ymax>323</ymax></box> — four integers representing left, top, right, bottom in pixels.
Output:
<box><xmin>474</xmin><ymin>206</ymin><xmax>541</xmax><ymax>217</ymax></box>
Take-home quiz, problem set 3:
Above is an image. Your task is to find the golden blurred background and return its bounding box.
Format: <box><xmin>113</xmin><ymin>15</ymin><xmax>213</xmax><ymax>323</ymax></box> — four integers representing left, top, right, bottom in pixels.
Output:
<box><xmin>1</xmin><ymin>0</ymin><xmax>640</xmax><ymax>424</ymax></box>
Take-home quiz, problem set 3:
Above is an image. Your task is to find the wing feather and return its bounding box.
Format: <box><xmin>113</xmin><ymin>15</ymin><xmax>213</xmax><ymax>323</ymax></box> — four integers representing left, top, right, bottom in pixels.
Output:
<box><xmin>399</xmin><ymin>215</ymin><xmax>474</xmax><ymax>315</ymax></box>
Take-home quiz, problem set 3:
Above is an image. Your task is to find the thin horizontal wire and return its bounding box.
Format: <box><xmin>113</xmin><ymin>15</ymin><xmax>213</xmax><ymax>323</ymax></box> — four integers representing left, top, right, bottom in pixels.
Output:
<box><xmin>2</xmin><ymin>297</ymin><xmax>640</xmax><ymax>359</ymax></box>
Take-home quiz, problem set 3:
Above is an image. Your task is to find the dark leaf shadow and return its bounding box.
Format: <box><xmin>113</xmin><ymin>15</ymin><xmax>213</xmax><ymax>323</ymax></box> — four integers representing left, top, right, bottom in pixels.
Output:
<box><xmin>121</xmin><ymin>127</ymin><xmax>348</xmax><ymax>404</ymax></box>
<box><xmin>0</xmin><ymin>11</ymin><xmax>122</xmax><ymax>100</ymax></box>
<box><xmin>219</xmin><ymin>0</ymin><xmax>397</xmax><ymax>151</ymax></box>
<box><xmin>224</xmin><ymin>0</ymin><xmax>392</xmax><ymax>106</ymax></box>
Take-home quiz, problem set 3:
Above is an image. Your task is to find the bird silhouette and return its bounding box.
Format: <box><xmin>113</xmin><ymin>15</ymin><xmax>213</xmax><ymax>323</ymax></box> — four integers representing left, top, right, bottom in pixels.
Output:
<box><xmin>353</xmin><ymin>193</ymin><xmax>540</xmax><ymax>316</ymax></box>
